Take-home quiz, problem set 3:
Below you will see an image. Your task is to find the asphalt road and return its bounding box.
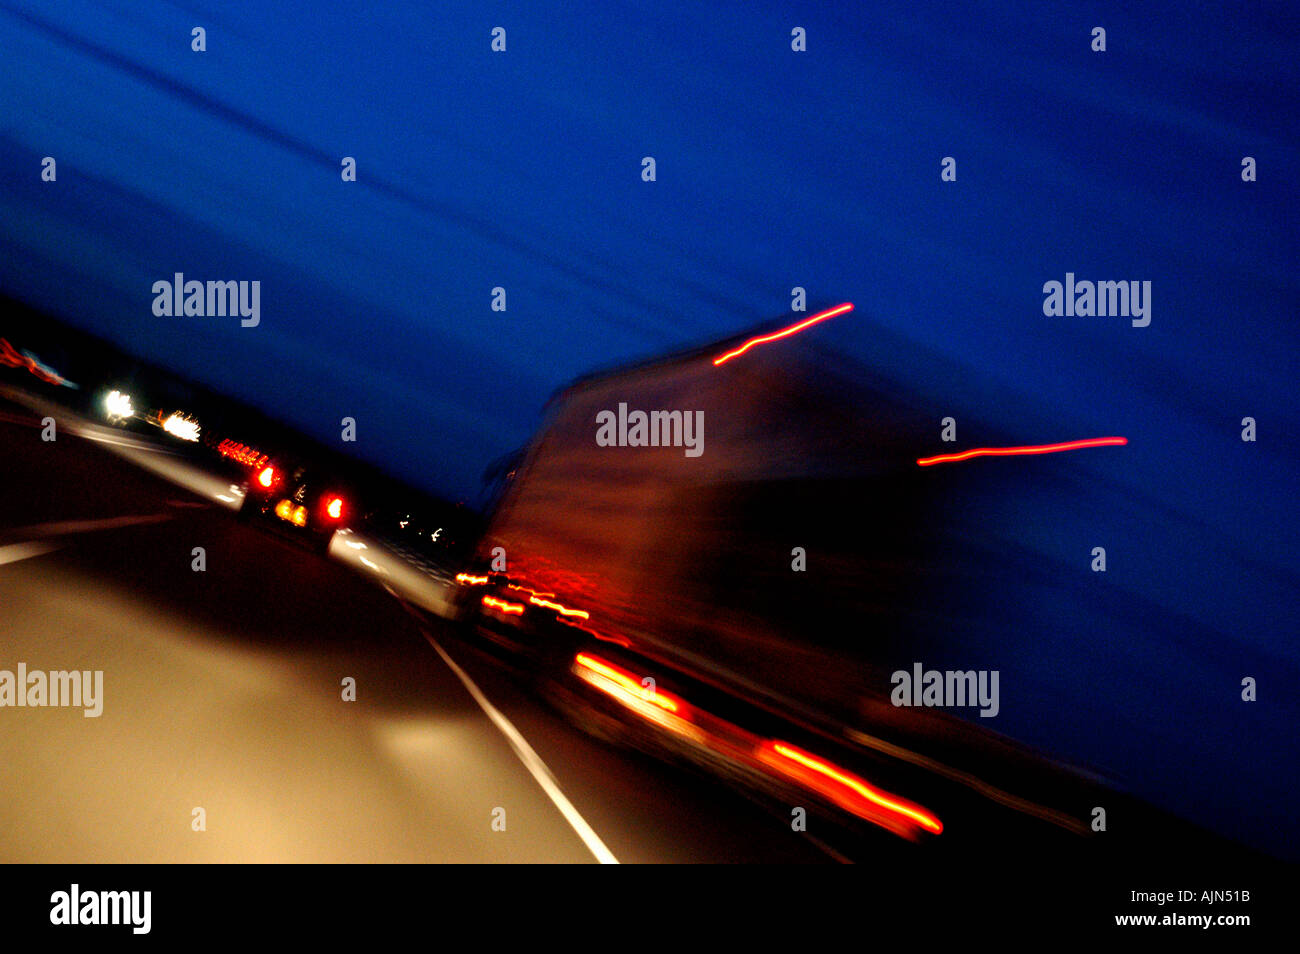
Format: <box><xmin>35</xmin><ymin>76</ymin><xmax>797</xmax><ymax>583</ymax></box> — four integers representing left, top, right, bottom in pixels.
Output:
<box><xmin>0</xmin><ymin>398</ymin><xmax>840</xmax><ymax>863</ymax></box>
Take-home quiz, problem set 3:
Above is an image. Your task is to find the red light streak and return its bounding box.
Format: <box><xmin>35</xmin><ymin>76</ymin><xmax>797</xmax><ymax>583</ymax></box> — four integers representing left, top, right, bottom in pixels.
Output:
<box><xmin>916</xmin><ymin>436</ymin><xmax>1127</xmax><ymax>467</ymax></box>
<box><xmin>0</xmin><ymin>338</ymin><xmax>73</xmax><ymax>387</ymax></box>
<box><xmin>763</xmin><ymin>741</ymin><xmax>943</xmax><ymax>834</ymax></box>
<box><xmin>219</xmin><ymin>439</ymin><xmax>269</xmax><ymax>468</ymax></box>
<box><xmin>561</xmin><ymin>621</ymin><xmax>632</xmax><ymax>647</ymax></box>
<box><xmin>569</xmin><ymin>654</ymin><xmax>940</xmax><ymax>838</ymax></box>
<box><xmin>712</xmin><ymin>303</ymin><xmax>854</xmax><ymax>366</ymax></box>
<box><xmin>507</xmin><ymin>583</ymin><xmax>556</xmax><ymax>598</ymax></box>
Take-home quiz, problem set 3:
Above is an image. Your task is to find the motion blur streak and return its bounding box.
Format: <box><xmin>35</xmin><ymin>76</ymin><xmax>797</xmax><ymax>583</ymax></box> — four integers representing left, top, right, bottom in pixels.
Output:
<box><xmin>455</xmin><ymin>573</ymin><xmax>489</xmax><ymax>585</ymax></box>
<box><xmin>529</xmin><ymin>597</ymin><xmax>590</xmax><ymax>619</ymax></box>
<box><xmin>507</xmin><ymin>583</ymin><xmax>556</xmax><ymax>598</ymax></box>
<box><xmin>570</xmin><ymin>655</ymin><xmax>939</xmax><ymax>840</ymax></box>
<box><xmin>482</xmin><ymin>595</ymin><xmax>525</xmax><ymax>615</ymax></box>
<box><xmin>574</xmin><ymin>654</ymin><xmax>681</xmax><ymax>714</ymax></box>
<box><xmin>760</xmin><ymin>741</ymin><xmax>943</xmax><ymax>837</ymax></box>
<box><xmin>915</xmin><ymin>436</ymin><xmax>1128</xmax><ymax>467</ymax></box>
<box><xmin>844</xmin><ymin>728</ymin><xmax>1087</xmax><ymax>834</ymax></box>
<box><xmin>161</xmin><ymin>412</ymin><xmax>201</xmax><ymax>442</ymax></box>
<box><xmin>0</xmin><ymin>338</ymin><xmax>74</xmax><ymax>387</ymax></box>
<box><xmin>711</xmin><ymin>303</ymin><xmax>854</xmax><ymax>366</ymax></box>
<box><xmin>0</xmin><ymin>540</ymin><xmax>63</xmax><ymax>566</ymax></box>
<box><xmin>572</xmin><ymin>653</ymin><xmax>700</xmax><ymax>741</ymax></box>
<box><xmin>563</xmin><ymin>622</ymin><xmax>632</xmax><ymax>648</ymax></box>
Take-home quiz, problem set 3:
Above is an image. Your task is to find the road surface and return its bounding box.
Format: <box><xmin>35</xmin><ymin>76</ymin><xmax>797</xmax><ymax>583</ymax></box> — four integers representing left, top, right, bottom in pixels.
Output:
<box><xmin>0</xmin><ymin>398</ymin><xmax>833</xmax><ymax>863</ymax></box>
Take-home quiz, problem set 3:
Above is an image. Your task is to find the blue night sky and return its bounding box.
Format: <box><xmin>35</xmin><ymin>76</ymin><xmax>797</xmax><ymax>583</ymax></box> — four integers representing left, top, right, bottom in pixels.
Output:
<box><xmin>1</xmin><ymin>0</ymin><xmax>1298</xmax><ymax>854</ymax></box>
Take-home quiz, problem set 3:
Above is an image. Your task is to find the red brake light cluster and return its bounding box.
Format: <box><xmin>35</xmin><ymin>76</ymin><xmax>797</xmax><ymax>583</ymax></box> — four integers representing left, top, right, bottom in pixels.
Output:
<box><xmin>218</xmin><ymin>439</ymin><xmax>269</xmax><ymax>469</ymax></box>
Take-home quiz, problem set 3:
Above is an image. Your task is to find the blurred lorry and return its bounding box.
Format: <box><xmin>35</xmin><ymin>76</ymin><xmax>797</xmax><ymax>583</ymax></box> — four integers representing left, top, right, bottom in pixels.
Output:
<box><xmin>449</xmin><ymin>305</ymin><xmax>1277</xmax><ymax>861</ymax></box>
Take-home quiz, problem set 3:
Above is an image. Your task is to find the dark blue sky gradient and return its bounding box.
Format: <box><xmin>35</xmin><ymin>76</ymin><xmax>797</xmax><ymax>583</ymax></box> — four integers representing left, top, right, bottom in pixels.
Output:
<box><xmin>2</xmin><ymin>2</ymin><xmax>1297</xmax><ymax>852</ymax></box>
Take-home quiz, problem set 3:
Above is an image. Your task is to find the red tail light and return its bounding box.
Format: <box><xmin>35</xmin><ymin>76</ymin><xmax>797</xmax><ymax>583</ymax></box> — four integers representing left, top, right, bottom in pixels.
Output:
<box><xmin>257</xmin><ymin>466</ymin><xmax>277</xmax><ymax>489</ymax></box>
<box><xmin>324</xmin><ymin>495</ymin><xmax>344</xmax><ymax>520</ymax></box>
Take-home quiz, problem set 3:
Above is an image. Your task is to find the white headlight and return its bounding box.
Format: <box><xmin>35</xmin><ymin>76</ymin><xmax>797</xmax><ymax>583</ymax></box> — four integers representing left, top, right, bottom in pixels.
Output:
<box><xmin>104</xmin><ymin>390</ymin><xmax>134</xmax><ymax>420</ymax></box>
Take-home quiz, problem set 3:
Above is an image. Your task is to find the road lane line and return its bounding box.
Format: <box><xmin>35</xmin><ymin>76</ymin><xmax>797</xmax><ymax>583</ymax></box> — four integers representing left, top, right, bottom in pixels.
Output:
<box><xmin>0</xmin><ymin>541</ymin><xmax>63</xmax><ymax>566</ymax></box>
<box><xmin>1</xmin><ymin>513</ymin><xmax>174</xmax><ymax>540</ymax></box>
<box><xmin>406</xmin><ymin>613</ymin><xmax>620</xmax><ymax>864</ymax></box>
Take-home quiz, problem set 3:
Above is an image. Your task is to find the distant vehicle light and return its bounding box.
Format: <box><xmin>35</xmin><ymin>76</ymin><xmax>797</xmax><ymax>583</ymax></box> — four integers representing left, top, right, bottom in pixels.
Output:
<box><xmin>257</xmin><ymin>466</ymin><xmax>277</xmax><ymax>488</ymax></box>
<box><xmin>103</xmin><ymin>390</ymin><xmax>134</xmax><ymax>421</ymax></box>
<box><xmin>162</xmin><ymin>411</ymin><xmax>201</xmax><ymax>442</ymax></box>
<box><xmin>292</xmin><ymin>505</ymin><xmax>308</xmax><ymax>527</ymax></box>
<box><xmin>274</xmin><ymin>499</ymin><xmax>293</xmax><ymax>520</ymax></box>
<box><xmin>324</xmin><ymin>496</ymin><xmax>344</xmax><ymax>520</ymax></box>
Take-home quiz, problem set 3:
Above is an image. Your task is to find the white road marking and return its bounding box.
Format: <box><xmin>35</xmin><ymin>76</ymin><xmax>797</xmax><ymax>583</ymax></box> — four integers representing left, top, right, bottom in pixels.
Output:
<box><xmin>0</xmin><ymin>541</ymin><xmax>63</xmax><ymax>566</ymax></box>
<box><xmin>2</xmin><ymin>513</ymin><xmax>173</xmax><ymax>540</ymax></box>
<box><xmin>396</xmin><ymin>596</ymin><xmax>618</xmax><ymax>864</ymax></box>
